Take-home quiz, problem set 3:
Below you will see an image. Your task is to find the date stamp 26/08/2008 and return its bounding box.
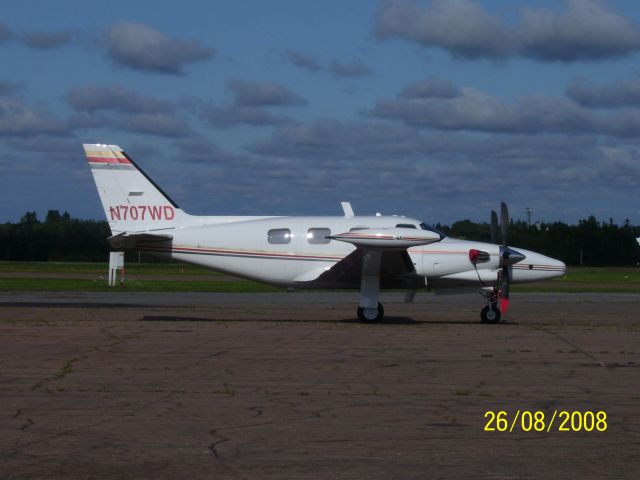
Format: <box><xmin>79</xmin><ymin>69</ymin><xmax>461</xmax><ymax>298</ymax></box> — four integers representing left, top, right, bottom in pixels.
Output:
<box><xmin>484</xmin><ymin>410</ymin><xmax>607</xmax><ymax>433</ymax></box>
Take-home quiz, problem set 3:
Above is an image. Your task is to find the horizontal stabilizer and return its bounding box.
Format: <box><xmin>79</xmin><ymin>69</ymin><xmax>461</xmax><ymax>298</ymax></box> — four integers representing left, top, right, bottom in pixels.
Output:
<box><xmin>108</xmin><ymin>232</ymin><xmax>173</xmax><ymax>250</ymax></box>
<box><xmin>329</xmin><ymin>227</ymin><xmax>440</xmax><ymax>249</ymax></box>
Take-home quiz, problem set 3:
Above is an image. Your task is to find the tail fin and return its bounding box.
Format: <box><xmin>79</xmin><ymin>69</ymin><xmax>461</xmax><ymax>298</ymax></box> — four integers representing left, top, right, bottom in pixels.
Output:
<box><xmin>84</xmin><ymin>144</ymin><xmax>184</xmax><ymax>234</ymax></box>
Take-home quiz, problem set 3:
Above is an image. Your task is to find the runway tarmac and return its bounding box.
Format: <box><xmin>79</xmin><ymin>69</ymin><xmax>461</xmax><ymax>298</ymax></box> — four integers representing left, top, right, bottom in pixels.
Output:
<box><xmin>1</xmin><ymin>291</ymin><xmax>639</xmax><ymax>479</ymax></box>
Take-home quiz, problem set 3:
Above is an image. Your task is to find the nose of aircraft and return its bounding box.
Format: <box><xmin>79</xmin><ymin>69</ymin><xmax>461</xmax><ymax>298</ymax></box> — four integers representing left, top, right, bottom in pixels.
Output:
<box><xmin>512</xmin><ymin>247</ymin><xmax>566</xmax><ymax>281</ymax></box>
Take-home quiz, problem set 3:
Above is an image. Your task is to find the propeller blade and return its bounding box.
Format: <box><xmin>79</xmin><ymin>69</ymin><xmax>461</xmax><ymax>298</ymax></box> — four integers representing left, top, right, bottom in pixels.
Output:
<box><xmin>500</xmin><ymin>202</ymin><xmax>509</xmax><ymax>247</ymax></box>
<box><xmin>490</xmin><ymin>210</ymin><xmax>498</xmax><ymax>244</ymax></box>
<box><xmin>498</xmin><ymin>265</ymin><xmax>511</xmax><ymax>314</ymax></box>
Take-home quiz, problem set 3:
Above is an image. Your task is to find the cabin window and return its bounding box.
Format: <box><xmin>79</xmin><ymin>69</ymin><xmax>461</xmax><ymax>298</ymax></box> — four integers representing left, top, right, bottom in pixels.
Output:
<box><xmin>396</xmin><ymin>223</ymin><xmax>417</xmax><ymax>229</ymax></box>
<box><xmin>268</xmin><ymin>228</ymin><xmax>291</xmax><ymax>244</ymax></box>
<box><xmin>307</xmin><ymin>228</ymin><xmax>331</xmax><ymax>244</ymax></box>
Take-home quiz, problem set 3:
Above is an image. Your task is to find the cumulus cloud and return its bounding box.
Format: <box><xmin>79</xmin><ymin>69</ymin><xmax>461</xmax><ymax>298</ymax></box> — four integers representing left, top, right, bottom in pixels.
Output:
<box><xmin>227</xmin><ymin>79</ymin><xmax>306</xmax><ymax>107</ymax></box>
<box><xmin>199</xmin><ymin>104</ymin><xmax>294</xmax><ymax>128</ymax></box>
<box><xmin>20</xmin><ymin>30</ymin><xmax>73</xmax><ymax>49</ymax></box>
<box><xmin>0</xmin><ymin>81</ymin><xmax>23</xmax><ymax>96</ymax></box>
<box><xmin>173</xmin><ymin>136</ymin><xmax>242</xmax><ymax>164</ymax></box>
<box><xmin>0</xmin><ymin>97</ymin><xmax>67</xmax><ymax>136</ymax></box>
<box><xmin>284</xmin><ymin>50</ymin><xmax>322</xmax><ymax>72</ymax></box>
<box><xmin>370</xmin><ymin>78</ymin><xmax>640</xmax><ymax>136</ymax></box>
<box><xmin>375</xmin><ymin>0</ymin><xmax>640</xmax><ymax>62</ymax></box>
<box><xmin>121</xmin><ymin>113</ymin><xmax>191</xmax><ymax>137</ymax></box>
<box><xmin>519</xmin><ymin>0</ymin><xmax>640</xmax><ymax>62</ymax></box>
<box><xmin>105</xmin><ymin>22</ymin><xmax>215</xmax><ymax>74</ymax></box>
<box><xmin>567</xmin><ymin>76</ymin><xmax>640</xmax><ymax>108</ymax></box>
<box><xmin>249</xmin><ymin>119</ymin><xmax>429</xmax><ymax>161</ymax></box>
<box><xmin>375</xmin><ymin>0</ymin><xmax>513</xmax><ymax>59</ymax></box>
<box><xmin>0</xmin><ymin>24</ymin><xmax>12</xmax><ymax>42</ymax></box>
<box><xmin>399</xmin><ymin>77</ymin><xmax>459</xmax><ymax>99</ymax></box>
<box><xmin>283</xmin><ymin>50</ymin><xmax>373</xmax><ymax>78</ymax></box>
<box><xmin>195</xmin><ymin>80</ymin><xmax>306</xmax><ymax>128</ymax></box>
<box><xmin>67</xmin><ymin>84</ymin><xmax>173</xmax><ymax>114</ymax></box>
<box><xmin>328</xmin><ymin>59</ymin><xmax>373</xmax><ymax>78</ymax></box>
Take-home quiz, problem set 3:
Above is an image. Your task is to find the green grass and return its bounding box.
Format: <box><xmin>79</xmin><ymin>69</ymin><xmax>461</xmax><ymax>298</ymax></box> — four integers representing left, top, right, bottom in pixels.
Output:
<box><xmin>512</xmin><ymin>266</ymin><xmax>640</xmax><ymax>293</ymax></box>
<box><xmin>1</xmin><ymin>262</ymin><xmax>639</xmax><ymax>293</ymax></box>
<box><xmin>554</xmin><ymin>267</ymin><xmax>640</xmax><ymax>284</ymax></box>
<box><xmin>0</xmin><ymin>261</ymin><xmax>216</xmax><ymax>276</ymax></box>
<box><xmin>0</xmin><ymin>277</ymin><xmax>280</xmax><ymax>293</ymax></box>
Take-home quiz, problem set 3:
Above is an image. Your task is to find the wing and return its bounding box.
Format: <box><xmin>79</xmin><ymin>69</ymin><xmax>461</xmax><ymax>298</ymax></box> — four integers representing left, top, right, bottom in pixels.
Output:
<box><xmin>295</xmin><ymin>226</ymin><xmax>440</xmax><ymax>288</ymax></box>
<box><xmin>311</xmin><ymin>248</ymin><xmax>418</xmax><ymax>288</ymax></box>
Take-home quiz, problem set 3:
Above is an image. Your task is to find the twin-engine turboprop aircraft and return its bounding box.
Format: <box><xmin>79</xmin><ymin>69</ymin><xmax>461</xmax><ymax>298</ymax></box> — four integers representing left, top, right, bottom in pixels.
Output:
<box><xmin>84</xmin><ymin>144</ymin><xmax>565</xmax><ymax>323</ymax></box>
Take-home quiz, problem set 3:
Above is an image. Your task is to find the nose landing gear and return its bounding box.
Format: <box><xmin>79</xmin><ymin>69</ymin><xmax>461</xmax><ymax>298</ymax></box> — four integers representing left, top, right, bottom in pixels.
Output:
<box><xmin>480</xmin><ymin>290</ymin><xmax>501</xmax><ymax>324</ymax></box>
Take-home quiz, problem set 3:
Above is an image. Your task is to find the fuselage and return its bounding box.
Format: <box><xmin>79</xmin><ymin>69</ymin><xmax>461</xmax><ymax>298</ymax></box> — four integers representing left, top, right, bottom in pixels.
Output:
<box><xmin>134</xmin><ymin>214</ymin><xmax>566</xmax><ymax>288</ymax></box>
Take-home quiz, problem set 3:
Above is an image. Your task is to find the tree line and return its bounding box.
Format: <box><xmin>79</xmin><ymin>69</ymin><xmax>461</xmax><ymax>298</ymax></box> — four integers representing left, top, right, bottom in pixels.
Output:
<box><xmin>1</xmin><ymin>210</ymin><xmax>639</xmax><ymax>266</ymax></box>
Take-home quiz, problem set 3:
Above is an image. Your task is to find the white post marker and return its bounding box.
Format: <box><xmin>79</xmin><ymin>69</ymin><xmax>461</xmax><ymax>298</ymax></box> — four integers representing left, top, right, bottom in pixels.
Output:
<box><xmin>108</xmin><ymin>251</ymin><xmax>125</xmax><ymax>286</ymax></box>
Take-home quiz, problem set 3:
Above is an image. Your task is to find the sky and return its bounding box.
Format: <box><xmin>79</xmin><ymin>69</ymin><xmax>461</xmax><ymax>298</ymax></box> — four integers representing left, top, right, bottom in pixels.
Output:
<box><xmin>2</xmin><ymin>0</ymin><xmax>640</xmax><ymax>226</ymax></box>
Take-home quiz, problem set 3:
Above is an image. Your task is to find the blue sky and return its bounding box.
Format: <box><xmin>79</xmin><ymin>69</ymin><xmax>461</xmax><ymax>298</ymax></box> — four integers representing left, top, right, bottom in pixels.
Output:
<box><xmin>2</xmin><ymin>0</ymin><xmax>640</xmax><ymax>225</ymax></box>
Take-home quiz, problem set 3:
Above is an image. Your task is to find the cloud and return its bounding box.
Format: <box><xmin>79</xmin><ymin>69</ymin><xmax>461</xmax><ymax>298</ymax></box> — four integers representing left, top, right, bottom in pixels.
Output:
<box><xmin>195</xmin><ymin>80</ymin><xmax>306</xmax><ymax>128</ymax></box>
<box><xmin>20</xmin><ymin>30</ymin><xmax>73</xmax><ymax>49</ymax></box>
<box><xmin>369</xmin><ymin>78</ymin><xmax>640</xmax><ymax>137</ymax></box>
<box><xmin>283</xmin><ymin>50</ymin><xmax>373</xmax><ymax>79</ymax></box>
<box><xmin>0</xmin><ymin>24</ymin><xmax>13</xmax><ymax>42</ymax></box>
<box><xmin>284</xmin><ymin>50</ymin><xmax>322</xmax><ymax>72</ymax></box>
<box><xmin>375</xmin><ymin>0</ymin><xmax>640</xmax><ymax>62</ymax></box>
<box><xmin>375</xmin><ymin>0</ymin><xmax>513</xmax><ymax>59</ymax></box>
<box><xmin>67</xmin><ymin>84</ymin><xmax>173</xmax><ymax>114</ymax></box>
<box><xmin>227</xmin><ymin>79</ymin><xmax>306</xmax><ymax>106</ymax></box>
<box><xmin>69</xmin><ymin>110</ymin><xmax>190</xmax><ymax>137</ymax></box>
<box><xmin>399</xmin><ymin>76</ymin><xmax>459</xmax><ymax>99</ymax></box>
<box><xmin>519</xmin><ymin>0</ymin><xmax>640</xmax><ymax>62</ymax></box>
<box><xmin>0</xmin><ymin>81</ymin><xmax>23</xmax><ymax>96</ymax></box>
<box><xmin>198</xmin><ymin>103</ymin><xmax>294</xmax><ymax>128</ymax></box>
<box><xmin>104</xmin><ymin>22</ymin><xmax>215</xmax><ymax>74</ymax></box>
<box><xmin>567</xmin><ymin>76</ymin><xmax>640</xmax><ymax>108</ymax></box>
<box><xmin>173</xmin><ymin>136</ymin><xmax>242</xmax><ymax>164</ymax></box>
<box><xmin>328</xmin><ymin>59</ymin><xmax>373</xmax><ymax>78</ymax></box>
<box><xmin>0</xmin><ymin>97</ymin><xmax>67</xmax><ymax>136</ymax></box>
<box><xmin>249</xmin><ymin>119</ymin><xmax>429</xmax><ymax>161</ymax></box>
<box><xmin>121</xmin><ymin>113</ymin><xmax>191</xmax><ymax>137</ymax></box>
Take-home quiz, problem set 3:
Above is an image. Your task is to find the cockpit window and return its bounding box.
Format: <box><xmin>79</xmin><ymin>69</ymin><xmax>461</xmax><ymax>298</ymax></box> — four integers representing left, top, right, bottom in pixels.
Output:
<box><xmin>395</xmin><ymin>223</ymin><xmax>417</xmax><ymax>229</ymax></box>
<box><xmin>419</xmin><ymin>222</ymin><xmax>446</xmax><ymax>238</ymax></box>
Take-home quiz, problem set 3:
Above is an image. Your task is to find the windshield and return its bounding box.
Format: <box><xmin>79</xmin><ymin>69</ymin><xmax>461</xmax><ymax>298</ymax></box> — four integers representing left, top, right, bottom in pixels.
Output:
<box><xmin>419</xmin><ymin>222</ymin><xmax>447</xmax><ymax>239</ymax></box>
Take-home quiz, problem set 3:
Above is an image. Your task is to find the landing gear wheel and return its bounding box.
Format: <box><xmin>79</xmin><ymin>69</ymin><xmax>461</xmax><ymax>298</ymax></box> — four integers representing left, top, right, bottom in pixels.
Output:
<box><xmin>357</xmin><ymin>302</ymin><xmax>384</xmax><ymax>323</ymax></box>
<box><xmin>481</xmin><ymin>304</ymin><xmax>501</xmax><ymax>324</ymax></box>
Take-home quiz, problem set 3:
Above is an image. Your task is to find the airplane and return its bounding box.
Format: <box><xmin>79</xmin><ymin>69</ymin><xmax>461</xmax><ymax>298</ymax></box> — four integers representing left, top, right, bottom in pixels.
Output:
<box><xmin>83</xmin><ymin>143</ymin><xmax>566</xmax><ymax>323</ymax></box>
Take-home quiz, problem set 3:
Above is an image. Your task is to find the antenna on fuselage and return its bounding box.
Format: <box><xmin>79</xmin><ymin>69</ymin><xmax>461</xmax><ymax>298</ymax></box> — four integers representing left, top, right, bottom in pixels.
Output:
<box><xmin>341</xmin><ymin>201</ymin><xmax>355</xmax><ymax>218</ymax></box>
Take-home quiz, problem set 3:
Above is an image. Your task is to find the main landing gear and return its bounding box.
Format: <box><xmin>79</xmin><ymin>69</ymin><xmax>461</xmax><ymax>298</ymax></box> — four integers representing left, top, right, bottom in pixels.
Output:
<box><xmin>480</xmin><ymin>290</ymin><xmax>501</xmax><ymax>324</ymax></box>
<box><xmin>357</xmin><ymin>302</ymin><xmax>385</xmax><ymax>323</ymax></box>
<box><xmin>357</xmin><ymin>250</ymin><xmax>384</xmax><ymax>323</ymax></box>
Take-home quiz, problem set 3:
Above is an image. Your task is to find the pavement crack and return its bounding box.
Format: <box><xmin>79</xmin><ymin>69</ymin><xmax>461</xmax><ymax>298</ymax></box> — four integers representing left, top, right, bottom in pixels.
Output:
<box><xmin>529</xmin><ymin>325</ymin><xmax>606</xmax><ymax>367</ymax></box>
<box><xmin>247</xmin><ymin>406</ymin><xmax>263</xmax><ymax>418</ymax></box>
<box><xmin>208</xmin><ymin>429</ymin><xmax>230</xmax><ymax>459</ymax></box>
<box><xmin>20</xmin><ymin>418</ymin><xmax>34</xmax><ymax>430</ymax></box>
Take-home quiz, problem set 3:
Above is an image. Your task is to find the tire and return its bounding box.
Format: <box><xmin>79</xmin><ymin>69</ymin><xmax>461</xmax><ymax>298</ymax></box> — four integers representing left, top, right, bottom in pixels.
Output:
<box><xmin>357</xmin><ymin>302</ymin><xmax>384</xmax><ymax>323</ymax></box>
<box><xmin>480</xmin><ymin>304</ymin><xmax>501</xmax><ymax>324</ymax></box>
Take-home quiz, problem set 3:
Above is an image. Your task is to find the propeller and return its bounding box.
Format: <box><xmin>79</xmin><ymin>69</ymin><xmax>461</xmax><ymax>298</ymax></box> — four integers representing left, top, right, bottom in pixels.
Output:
<box><xmin>492</xmin><ymin>202</ymin><xmax>526</xmax><ymax>314</ymax></box>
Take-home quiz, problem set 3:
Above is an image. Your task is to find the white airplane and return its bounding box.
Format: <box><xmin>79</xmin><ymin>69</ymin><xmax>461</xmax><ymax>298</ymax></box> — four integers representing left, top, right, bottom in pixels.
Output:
<box><xmin>84</xmin><ymin>144</ymin><xmax>566</xmax><ymax>323</ymax></box>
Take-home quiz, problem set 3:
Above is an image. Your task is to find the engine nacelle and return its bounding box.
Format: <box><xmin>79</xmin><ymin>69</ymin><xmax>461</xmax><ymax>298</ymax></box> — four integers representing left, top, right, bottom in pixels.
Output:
<box><xmin>330</xmin><ymin>227</ymin><xmax>441</xmax><ymax>249</ymax></box>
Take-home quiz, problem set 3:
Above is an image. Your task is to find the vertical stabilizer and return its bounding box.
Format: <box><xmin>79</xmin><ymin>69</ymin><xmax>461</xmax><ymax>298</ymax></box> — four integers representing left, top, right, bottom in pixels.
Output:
<box><xmin>84</xmin><ymin>144</ymin><xmax>184</xmax><ymax>234</ymax></box>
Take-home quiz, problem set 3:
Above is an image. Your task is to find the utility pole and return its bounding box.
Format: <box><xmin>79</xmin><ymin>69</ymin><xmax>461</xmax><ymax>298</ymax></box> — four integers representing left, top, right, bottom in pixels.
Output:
<box><xmin>523</xmin><ymin>207</ymin><xmax>534</xmax><ymax>227</ymax></box>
